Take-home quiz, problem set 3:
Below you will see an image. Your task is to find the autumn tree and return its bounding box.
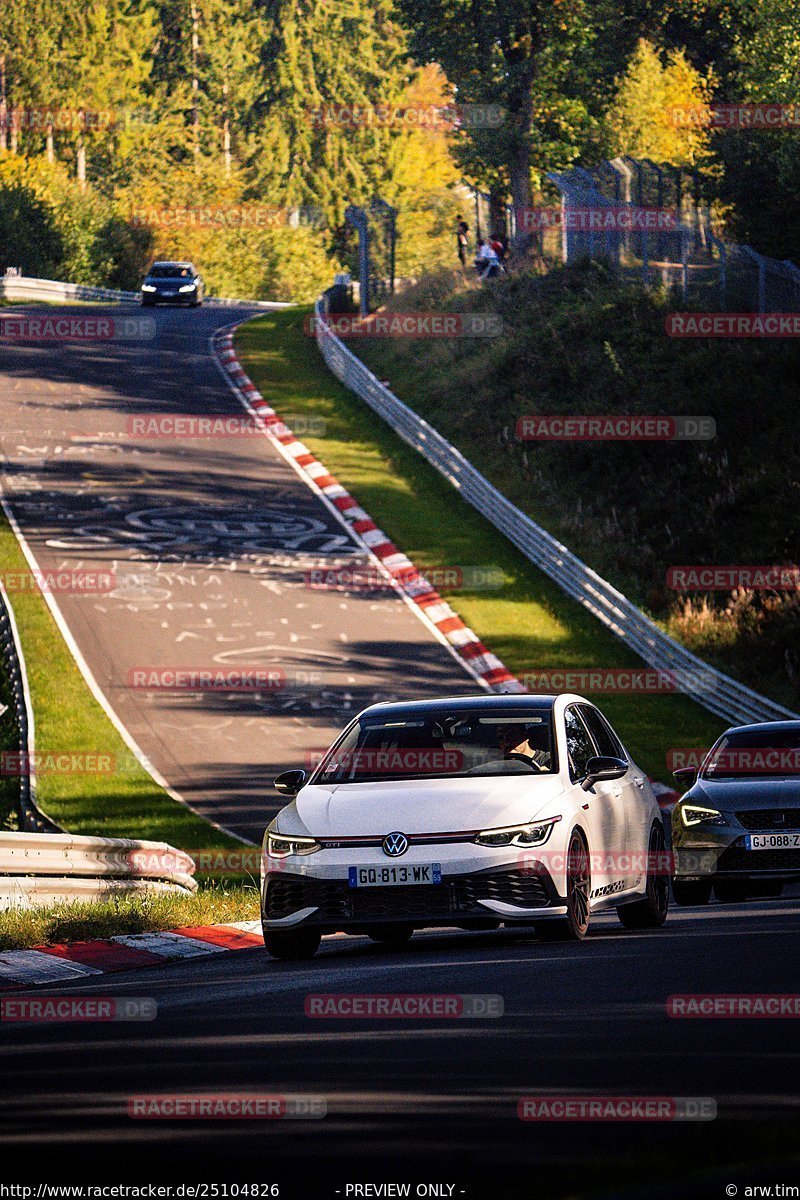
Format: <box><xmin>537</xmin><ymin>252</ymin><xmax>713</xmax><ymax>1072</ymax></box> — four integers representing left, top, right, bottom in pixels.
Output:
<box><xmin>606</xmin><ymin>39</ymin><xmax>712</xmax><ymax>164</ymax></box>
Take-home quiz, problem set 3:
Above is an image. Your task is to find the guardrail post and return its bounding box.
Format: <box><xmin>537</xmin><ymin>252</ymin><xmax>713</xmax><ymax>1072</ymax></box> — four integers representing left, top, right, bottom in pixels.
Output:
<box><xmin>0</xmin><ymin>582</ymin><xmax>61</xmax><ymax>832</ymax></box>
<box><xmin>345</xmin><ymin>205</ymin><xmax>370</xmax><ymax>317</ymax></box>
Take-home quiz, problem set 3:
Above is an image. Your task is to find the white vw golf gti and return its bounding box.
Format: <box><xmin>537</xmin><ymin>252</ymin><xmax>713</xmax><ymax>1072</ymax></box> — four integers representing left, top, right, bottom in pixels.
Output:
<box><xmin>261</xmin><ymin>694</ymin><xmax>669</xmax><ymax>959</ymax></box>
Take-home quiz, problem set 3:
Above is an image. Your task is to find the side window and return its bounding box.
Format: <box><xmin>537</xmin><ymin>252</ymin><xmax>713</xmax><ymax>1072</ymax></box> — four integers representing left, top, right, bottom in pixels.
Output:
<box><xmin>579</xmin><ymin>705</ymin><xmax>626</xmax><ymax>761</ymax></box>
<box><xmin>564</xmin><ymin>707</ymin><xmax>596</xmax><ymax>783</ymax></box>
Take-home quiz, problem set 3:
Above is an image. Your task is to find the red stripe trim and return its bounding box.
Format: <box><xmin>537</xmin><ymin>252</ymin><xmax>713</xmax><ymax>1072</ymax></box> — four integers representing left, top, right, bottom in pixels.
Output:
<box><xmin>41</xmin><ymin>941</ymin><xmax>166</xmax><ymax>970</ymax></box>
<box><xmin>174</xmin><ymin>926</ymin><xmax>263</xmax><ymax>950</ymax></box>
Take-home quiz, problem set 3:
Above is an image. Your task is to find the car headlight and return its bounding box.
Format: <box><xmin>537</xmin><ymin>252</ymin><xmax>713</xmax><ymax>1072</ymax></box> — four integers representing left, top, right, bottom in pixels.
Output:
<box><xmin>141</xmin><ymin>284</ymin><xmax>157</xmax><ymax>292</ymax></box>
<box><xmin>474</xmin><ymin>816</ymin><xmax>561</xmax><ymax>848</ymax></box>
<box><xmin>680</xmin><ymin>804</ymin><xmax>728</xmax><ymax>828</ymax></box>
<box><xmin>266</xmin><ymin>829</ymin><xmax>322</xmax><ymax>859</ymax></box>
<box><xmin>178</xmin><ymin>283</ymin><xmax>196</xmax><ymax>293</ymax></box>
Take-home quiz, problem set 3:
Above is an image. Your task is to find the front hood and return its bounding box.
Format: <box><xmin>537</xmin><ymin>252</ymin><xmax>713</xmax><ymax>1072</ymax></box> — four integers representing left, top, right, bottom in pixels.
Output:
<box><xmin>688</xmin><ymin>776</ymin><xmax>800</xmax><ymax>811</ymax></box>
<box><xmin>145</xmin><ymin>278</ymin><xmax>189</xmax><ymax>288</ymax></box>
<box><xmin>288</xmin><ymin>774</ymin><xmax>567</xmax><ymax>838</ymax></box>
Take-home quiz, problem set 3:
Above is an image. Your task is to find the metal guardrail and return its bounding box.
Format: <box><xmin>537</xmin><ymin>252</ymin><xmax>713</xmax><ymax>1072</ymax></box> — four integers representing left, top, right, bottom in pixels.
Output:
<box><xmin>0</xmin><ymin>275</ymin><xmax>289</xmax><ymax>308</ymax></box>
<box><xmin>0</xmin><ymin>581</ymin><xmax>60</xmax><ymax>833</ymax></box>
<box><xmin>0</xmin><ymin>831</ymin><xmax>196</xmax><ymax>910</ymax></box>
<box><xmin>313</xmin><ymin>293</ymin><xmax>798</xmax><ymax>727</ymax></box>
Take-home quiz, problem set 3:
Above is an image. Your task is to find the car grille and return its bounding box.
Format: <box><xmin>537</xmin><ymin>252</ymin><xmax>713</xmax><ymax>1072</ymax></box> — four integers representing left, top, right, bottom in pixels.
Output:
<box><xmin>265</xmin><ymin>869</ymin><xmax>549</xmax><ymax>923</ymax></box>
<box><xmin>736</xmin><ymin>809</ymin><xmax>800</xmax><ymax>831</ymax></box>
<box><xmin>717</xmin><ymin>845</ymin><xmax>800</xmax><ymax>873</ymax></box>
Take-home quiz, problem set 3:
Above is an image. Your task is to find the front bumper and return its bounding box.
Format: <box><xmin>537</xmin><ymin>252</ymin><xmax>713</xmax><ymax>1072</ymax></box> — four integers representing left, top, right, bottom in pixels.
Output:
<box><xmin>141</xmin><ymin>290</ymin><xmax>198</xmax><ymax>305</ymax></box>
<box><xmin>262</xmin><ymin>864</ymin><xmax>565</xmax><ymax>931</ymax></box>
<box><xmin>673</xmin><ymin>818</ymin><xmax>800</xmax><ymax>883</ymax></box>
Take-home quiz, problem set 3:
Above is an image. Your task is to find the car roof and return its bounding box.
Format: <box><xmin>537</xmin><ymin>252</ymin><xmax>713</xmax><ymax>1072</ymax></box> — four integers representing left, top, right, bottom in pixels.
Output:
<box><xmin>720</xmin><ymin>719</ymin><xmax>800</xmax><ymax>736</ymax></box>
<box><xmin>359</xmin><ymin>694</ymin><xmax>559</xmax><ymax>719</ymax></box>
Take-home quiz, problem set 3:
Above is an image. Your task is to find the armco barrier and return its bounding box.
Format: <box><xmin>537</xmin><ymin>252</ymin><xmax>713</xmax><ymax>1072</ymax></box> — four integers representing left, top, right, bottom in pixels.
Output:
<box><xmin>0</xmin><ymin>581</ymin><xmax>60</xmax><ymax>833</ymax></box>
<box><xmin>313</xmin><ymin>294</ymin><xmax>798</xmax><ymax>728</ymax></box>
<box><xmin>0</xmin><ymin>274</ymin><xmax>290</xmax><ymax>309</ymax></box>
<box><xmin>0</xmin><ymin>831</ymin><xmax>197</xmax><ymax>910</ymax></box>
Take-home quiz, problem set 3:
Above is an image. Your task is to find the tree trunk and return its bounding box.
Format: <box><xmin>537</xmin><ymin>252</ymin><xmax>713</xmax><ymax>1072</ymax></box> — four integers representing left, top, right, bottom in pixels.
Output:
<box><xmin>191</xmin><ymin>0</ymin><xmax>200</xmax><ymax>171</ymax></box>
<box><xmin>505</xmin><ymin>52</ymin><xmax>536</xmax><ymax>253</ymax></box>
<box><xmin>223</xmin><ymin>78</ymin><xmax>231</xmax><ymax>176</ymax></box>
<box><xmin>46</xmin><ymin>122</ymin><xmax>54</xmax><ymax>163</ymax></box>
<box><xmin>489</xmin><ymin>187</ymin><xmax>507</xmax><ymax>243</ymax></box>
<box><xmin>77</xmin><ymin>137</ymin><xmax>86</xmax><ymax>185</ymax></box>
<box><xmin>0</xmin><ymin>55</ymin><xmax>6</xmax><ymax>152</ymax></box>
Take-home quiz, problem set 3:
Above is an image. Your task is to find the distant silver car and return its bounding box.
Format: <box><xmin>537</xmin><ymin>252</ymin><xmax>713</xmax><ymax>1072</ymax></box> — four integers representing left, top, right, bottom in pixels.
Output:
<box><xmin>141</xmin><ymin>261</ymin><xmax>204</xmax><ymax>307</ymax></box>
<box><xmin>672</xmin><ymin>720</ymin><xmax>800</xmax><ymax>904</ymax></box>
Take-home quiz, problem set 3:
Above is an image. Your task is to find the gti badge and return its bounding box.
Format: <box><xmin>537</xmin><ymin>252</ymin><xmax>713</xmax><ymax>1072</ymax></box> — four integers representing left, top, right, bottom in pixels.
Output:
<box><xmin>382</xmin><ymin>831</ymin><xmax>409</xmax><ymax>858</ymax></box>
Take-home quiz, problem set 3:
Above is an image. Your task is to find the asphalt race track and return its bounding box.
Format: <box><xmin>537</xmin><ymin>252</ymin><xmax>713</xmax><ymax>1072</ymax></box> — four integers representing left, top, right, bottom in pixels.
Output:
<box><xmin>0</xmin><ymin>304</ymin><xmax>477</xmax><ymax>842</ymax></box>
<box><xmin>1</xmin><ymin>900</ymin><xmax>800</xmax><ymax>1194</ymax></box>
<box><xmin>2</xmin><ymin>304</ymin><xmax>799</xmax><ymax>1197</ymax></box>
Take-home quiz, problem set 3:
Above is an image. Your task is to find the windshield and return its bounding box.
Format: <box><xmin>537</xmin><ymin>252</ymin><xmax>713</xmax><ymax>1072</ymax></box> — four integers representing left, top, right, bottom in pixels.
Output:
<box><xmin>149</xmin><ymin>264</ymin><xmax>192</xmax><ymax>278</ymax></box>
<box><xmin>703</xmin><ymin>728</ymin><xmax>800</xmax><ymax>779</ymax></box>
<box><xmin>312</xmin><ymin>709</ymin><xmax>557</xmax><ymax>784</ymax></box>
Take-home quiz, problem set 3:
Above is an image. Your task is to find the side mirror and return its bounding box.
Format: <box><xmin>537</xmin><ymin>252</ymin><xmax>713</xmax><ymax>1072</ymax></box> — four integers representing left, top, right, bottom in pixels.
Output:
<box><xmin>672</xmin><ymin>766</ymin><xmax>698</xmax><ymax>787</ymax></box>
<box><xmin>274</xmin><ymin>769</ymin><xmax>307</xmax><ymax>797</ymax></box>
<box><xmin>581</xmin><ymin>755</ymin><xmax>628</xmax><ymax>792</ymax></box>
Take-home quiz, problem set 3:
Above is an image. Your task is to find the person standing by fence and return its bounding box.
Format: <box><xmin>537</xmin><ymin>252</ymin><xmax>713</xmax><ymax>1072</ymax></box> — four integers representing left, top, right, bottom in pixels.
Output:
<box><xmin>456</xmin><ymin>215</ymin><xmax>470</xmax><ymax>269</ymax></box>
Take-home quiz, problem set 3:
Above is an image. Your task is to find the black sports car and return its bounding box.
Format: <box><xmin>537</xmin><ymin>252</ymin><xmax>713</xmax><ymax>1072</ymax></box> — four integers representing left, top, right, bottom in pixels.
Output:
<box><xmin>672</xmin><ymin>719</ymin><xmax>800</xmax><ymax>904</ymax></box>
<box><xmin>141</xmin><ymin>261</ymin><xmax>204</xmax><ymax>307</ymax></box>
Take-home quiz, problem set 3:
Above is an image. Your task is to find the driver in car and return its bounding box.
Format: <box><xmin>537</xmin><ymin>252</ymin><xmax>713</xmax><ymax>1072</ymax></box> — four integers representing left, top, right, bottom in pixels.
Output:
<box><xmin>497</xmin><ymin>724</ymin><xmax>549</xmax><ymax>772</ymax></box>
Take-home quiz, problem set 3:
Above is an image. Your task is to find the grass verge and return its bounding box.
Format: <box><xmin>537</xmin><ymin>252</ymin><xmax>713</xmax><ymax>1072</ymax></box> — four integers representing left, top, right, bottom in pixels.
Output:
<box><xmin>0</xmin><ymin>515</ymin><xmax>241</xmax><ymax>850</ymax></box>
<box><xmin>0</xmin><ymin>883</ymin><xmax>259</xmax><ymax>950</ymax></box>
<box><xmin>353</xmin><ymin>264</ymin><xmax>800</xmax><ymax>709</ymax></box>
<box><xmin>236</xmin><ymin>307</ymin><xmax>725</xmax><ymax>786</ymax></box>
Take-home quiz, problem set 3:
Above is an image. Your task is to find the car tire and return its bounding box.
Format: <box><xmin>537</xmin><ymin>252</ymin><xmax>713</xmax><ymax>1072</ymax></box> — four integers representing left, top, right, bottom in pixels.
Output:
<box><xmin>714</xmin><ymin>880</ymin><xmax>750</xmax><ymax>904</ymax></box>
<box><xmin>671</xmin><ymin>878</ymin><xmax>713</xmax><ymax>906</ymax></box>
<box><xmin>534</xmin><ymin>828</ymin><xmax>590</xmax><ymax>942</ymax></box>
<box><xmin>263</xmin><ymin>927</ymin><xmax>321</xmax><ymax>961</ymax></box>
<box><xmin>367</xmin><ymin>924</ymin><xmax>415</xmax><ymax>947</ymax></box>
<box><xmin>617</xmin><ymin>824</ymin><xmax>669</xmax><ymax>929</ymax></box>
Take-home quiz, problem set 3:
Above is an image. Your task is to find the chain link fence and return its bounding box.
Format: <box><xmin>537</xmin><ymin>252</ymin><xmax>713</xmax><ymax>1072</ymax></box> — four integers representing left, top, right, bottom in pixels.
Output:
<box><xmin>345</xmin><ymin>198</ymin><xmax>398</xmax><ymax>316</ymax></box>
<box><xmin>547</xmin><ymin>156</ymin><xmax>800</xmax><ymax>314</ymax></box>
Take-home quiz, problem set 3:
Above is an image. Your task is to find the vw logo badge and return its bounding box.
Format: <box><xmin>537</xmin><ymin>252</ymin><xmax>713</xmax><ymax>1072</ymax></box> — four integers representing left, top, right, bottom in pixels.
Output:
<box><xmin>382</xmin><ymin>832</ymin><xmax>409</xmax><ymax>858</ymax></box>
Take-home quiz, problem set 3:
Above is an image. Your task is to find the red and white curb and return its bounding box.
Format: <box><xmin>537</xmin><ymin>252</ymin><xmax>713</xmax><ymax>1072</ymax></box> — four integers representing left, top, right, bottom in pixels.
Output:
<box><xmin>211</xmin><ymin>323</ymin><xmax>679</xmax><ymax>810</ymax></box>
<box><xmin>211</xmin><ymin>325</ymin><xmax>523</xmax><ymax>694</ymax></box>
<box><xmin>0</xmin><ymin>921</ymin><xmax>264</xmax><ymax>990</ymax></box>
